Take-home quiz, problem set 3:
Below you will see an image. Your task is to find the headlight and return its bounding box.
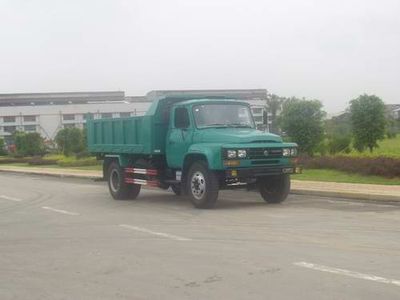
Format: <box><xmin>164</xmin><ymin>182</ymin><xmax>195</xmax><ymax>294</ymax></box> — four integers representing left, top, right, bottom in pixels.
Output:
<box><xmin>237</xmin><ymin>149</ymin><xmax>247</xmax><ymax>158</ymax></box>
<box><xmin>282</xmin><ymin>148</ymin><xmax>291</xmax><ymax>157</ymax></box>
<box><xmin>290</xmin><ymin>148</ymin><xmax>298</xmax><ymax>156</ymax></box>
<box><xmin>227</xmin><ymin>150</ymin><xmax>237</xmax><ymax>158</ymax></box>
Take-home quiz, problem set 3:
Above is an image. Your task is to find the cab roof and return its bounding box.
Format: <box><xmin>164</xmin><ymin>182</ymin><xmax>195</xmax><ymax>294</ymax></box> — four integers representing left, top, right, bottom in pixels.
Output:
<box><xmin>145</xmin><ymin>89</ymin><xmax>264</xmax><ymax>116</ymax></box>
<box><xmin>176</xmin><ymin>98</ymin><xmax>250</xmax><ymax>107</ymax></box>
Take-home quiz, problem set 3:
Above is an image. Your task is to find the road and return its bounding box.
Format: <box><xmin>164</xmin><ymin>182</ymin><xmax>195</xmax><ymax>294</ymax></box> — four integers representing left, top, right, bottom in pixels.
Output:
<box><xmin>1</xmin><ymin>173</ymin><xmax>400</xmax><ymax>300</ymax></box>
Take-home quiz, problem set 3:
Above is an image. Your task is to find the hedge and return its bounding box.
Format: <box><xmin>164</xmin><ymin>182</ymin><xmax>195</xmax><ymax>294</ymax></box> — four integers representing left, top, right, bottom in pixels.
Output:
<box><xmin>0</xmin><ymin>157</ymin><xmax>32</xmax><ymax>164</ymax></box>
<box><xmin>299</xmin><ymin>156</ymin><xmax>400</xmax><ymax>178</ymax></box>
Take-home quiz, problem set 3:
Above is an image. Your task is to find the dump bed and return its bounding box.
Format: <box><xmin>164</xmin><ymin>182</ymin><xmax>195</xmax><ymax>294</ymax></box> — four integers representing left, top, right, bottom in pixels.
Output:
<box><xmin>87</xmin><ymin>115</ymin><xmax>167</xmax><ymax>155</ymax></box>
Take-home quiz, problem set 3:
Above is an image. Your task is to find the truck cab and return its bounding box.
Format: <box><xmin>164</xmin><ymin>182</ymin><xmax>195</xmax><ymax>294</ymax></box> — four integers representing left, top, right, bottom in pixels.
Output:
<box><xmin>87</xmin><ymin>90</ymin><xmax>300</xmax><ymax>209</ymax></box>
<box><xmin>163</xmin><ymin>99</ymin><xmax>299</xmax><ymax>207</ymax></box>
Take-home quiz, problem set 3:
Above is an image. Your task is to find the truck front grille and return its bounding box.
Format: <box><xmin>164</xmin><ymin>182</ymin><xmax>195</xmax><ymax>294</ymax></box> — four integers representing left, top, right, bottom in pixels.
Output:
<box><xmin>248</xmin><ymin>148</ymin><xmax>283</xmax><ymax>159</ymax></box>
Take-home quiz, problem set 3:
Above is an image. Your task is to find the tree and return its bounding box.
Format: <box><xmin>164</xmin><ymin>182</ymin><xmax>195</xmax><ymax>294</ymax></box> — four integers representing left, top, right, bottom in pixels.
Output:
<box><xmin>55</xmin><ymin>127</ymin><xmax>86</xmax><ymax>156</ymax></box>
<box><xmin>265</xmin><ymin>93</ymin><xmax>285</xmax><ymax>134</ymax></box>
<box><xmin>350</xmin><ymin>94</ymin><xmax>386</xmax><ymax>152</ymax></box>
<box><xmin>325</xmin><ymin>112</ymin><xmax>352</xmax><ymax>154</ymax></box>
<box><xmin>14</xmin><ymin>132</ymin><xmax>45</xmax><ymax>156</ymax></box>
<box><xmin>0</xmin><ymin>138</ymin><xmax>7</xmax><ymax>156</ymax></box>
<box><xmin>279</xmin><ymin>98</ymin><xmax>325</xmax><ymax>155</ymax></box>
<box><xmin>327</xmin><ymin>135</ymin><xmax>351</xmax><ymax>154</ymax></box>
<box><xmin>325</xmin><ymin>112</ymin><xmax>352</xmax><ymax>138</ymax></box>
<box><xmin>386</xmin><ymin>114</ymin><xmax>398</xmax><ymax>138</ymax></box>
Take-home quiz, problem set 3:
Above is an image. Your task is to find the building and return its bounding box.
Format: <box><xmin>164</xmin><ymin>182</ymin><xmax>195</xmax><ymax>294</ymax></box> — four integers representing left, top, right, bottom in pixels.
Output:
<box><xmin>0</xmin><ymin>89</ymin><xmax>268</xmax><ymax>144</ymax></box>
<box><xmin>0</xmin><ymin>91</ymin><xmax>151</xmax><ymax>144</ymax></box>
<box><xmin>386</xmin><ymin>104</ymin><xmax>400</xmax><ymax>120</ymax></box>
<box><xmin>393</xmin><ymin>108</ymin><xmax>400</xmax><ymax>120</ymax></box>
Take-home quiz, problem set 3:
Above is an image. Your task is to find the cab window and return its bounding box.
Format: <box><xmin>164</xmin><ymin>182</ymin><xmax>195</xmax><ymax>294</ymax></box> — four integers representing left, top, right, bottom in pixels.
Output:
<box><xmin>174</xmin><ymin>107</ymin><xmax>190</xmax><ymax>129</ymax></box>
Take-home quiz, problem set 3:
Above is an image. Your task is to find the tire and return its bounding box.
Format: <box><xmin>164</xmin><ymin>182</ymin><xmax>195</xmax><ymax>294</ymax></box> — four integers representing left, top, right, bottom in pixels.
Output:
<box><xmin>258</xmin><ymin>174</ymin><xmax>290</xmax><ymax>203</ymax></box>
<box><xmin>171</xmin><ymin>184</ymin><xmax>181</xmax><ymax>196</ymax></box>
<box><xmin>186</xmin><ymin>161</ymin><xmax>219</xmax><ymax>209</ymax></box>
<box><xmin>107</xmin><ymin>161</ymin><xmax>141</xmax><ymax>200</ymax></box>
<box><xmin>128</xmin><ymin>183</ymin><xmax>141</xmax><ymax>199</ymax></box>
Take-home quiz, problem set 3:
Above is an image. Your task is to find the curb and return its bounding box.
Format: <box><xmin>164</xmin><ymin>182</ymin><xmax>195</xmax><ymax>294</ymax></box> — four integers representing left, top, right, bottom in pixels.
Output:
<box><xmin>0</xmin><ymin>168</ymin><xmax>101</xmax><ymax>180</ymax></box>
<box><xmin>290</xmin><ymin>189</ymin><xmax>400</xmax><ymax>203</ymax></box>
<box><xmin>1</xmin><ymin>168</ymin><xmax>399</xmax><ymax>202</ymax></box>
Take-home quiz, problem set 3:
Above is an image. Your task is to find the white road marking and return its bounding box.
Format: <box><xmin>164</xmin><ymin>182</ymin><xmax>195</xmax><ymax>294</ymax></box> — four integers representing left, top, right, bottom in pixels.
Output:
<box><xmin>294</xmin><ymin>262</ymin><xmax>400</xmax><ymax>287</ymax></box>
<box><xmin>119</xmin><ymin>224</ymin><xmax>192</xmax><ymax>241</ymax></box>
<box><xmin>326</xmin><ymin>200</ymin><xmax>365</xmax><ymax>206</ymax></box>
<box><xmin>41</xmin><ymin>206</ymin><xmax>80</xmax><ymax>216</ymax></box>
<box><xmin>326</xmin><ymin>199</ymin><xmax>398</xmax><ymax>208</ymax></box>
<box><xmin>0</xmin><ymin>195</ymin><xmax>22</xmax><ymax>202</ymax></box>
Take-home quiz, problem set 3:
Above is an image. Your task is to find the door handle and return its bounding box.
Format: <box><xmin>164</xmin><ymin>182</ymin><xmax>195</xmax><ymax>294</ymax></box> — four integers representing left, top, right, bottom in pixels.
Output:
<box><xmin>169</xmin><ymin>141</ymin><xmax>176</xmax><ymax>145</ymax></box>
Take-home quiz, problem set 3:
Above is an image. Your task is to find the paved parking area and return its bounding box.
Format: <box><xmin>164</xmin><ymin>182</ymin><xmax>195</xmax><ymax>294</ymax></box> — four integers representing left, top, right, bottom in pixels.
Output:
<box><xmin>1</xmin><ymin>173</ymin><xmax>400</xmax><ymax>299</ymax></box>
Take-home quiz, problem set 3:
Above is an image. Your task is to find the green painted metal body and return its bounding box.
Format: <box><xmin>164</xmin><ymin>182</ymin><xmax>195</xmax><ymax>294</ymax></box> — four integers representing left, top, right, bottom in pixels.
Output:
<box><xmin>87</xmin><ymin>95</ymin><xmax>296</xmax><ymax>170</ymax></box>
<box><xmin>87</xmin><ymin>115</ymin><xmax>166</xmax><ymax>156</ymax></box>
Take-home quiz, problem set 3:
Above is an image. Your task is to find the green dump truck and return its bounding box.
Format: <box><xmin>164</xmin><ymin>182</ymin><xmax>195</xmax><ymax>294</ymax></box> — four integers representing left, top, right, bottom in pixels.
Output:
<box><xmin>87</xmin><ymin>90</ymin><xmax>300</xmax><ymax>208</ymax></box>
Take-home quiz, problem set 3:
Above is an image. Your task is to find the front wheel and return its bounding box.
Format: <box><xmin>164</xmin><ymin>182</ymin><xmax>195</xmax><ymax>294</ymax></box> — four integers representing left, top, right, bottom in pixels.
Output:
<box><xmin>258</xmin><ymin>174</ymin><xmax>290</xmax><ymax>203</ymax></box>
<box><xmin>186</xmin><ymin>161</ymin><xmax>219</xmax><ymax>209</ymax></box>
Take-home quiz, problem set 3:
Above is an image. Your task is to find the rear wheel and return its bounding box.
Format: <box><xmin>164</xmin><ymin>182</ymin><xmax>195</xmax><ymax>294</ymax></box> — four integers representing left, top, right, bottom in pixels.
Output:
<box><xmin>258</xmin><ymin>174</ymin><xmax>290</xmax><ymax>203</ymax></box>
<box><xmin>107</xmin><ymin>161</ymin><xmax>141</xmax><ymax>200</ymax></box>
<box><xmin>186</xmin><ymin>161</ymin><xmax>219</xmax><ymax>209</ymax></box>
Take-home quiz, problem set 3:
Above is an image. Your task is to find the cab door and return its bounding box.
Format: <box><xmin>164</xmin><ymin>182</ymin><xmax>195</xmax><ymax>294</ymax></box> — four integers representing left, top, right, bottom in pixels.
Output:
<box><xmin>166</xmin><ymin>107</ymin><xmax>193</xmax><ymax>168</ymax></box>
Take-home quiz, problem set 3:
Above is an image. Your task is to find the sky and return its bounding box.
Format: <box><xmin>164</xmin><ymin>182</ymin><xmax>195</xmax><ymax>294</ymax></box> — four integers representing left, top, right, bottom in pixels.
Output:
<box><xmin>1</xmin><ymin>0</ymin><xmax>399</xmax><ymax>114</ymax></box>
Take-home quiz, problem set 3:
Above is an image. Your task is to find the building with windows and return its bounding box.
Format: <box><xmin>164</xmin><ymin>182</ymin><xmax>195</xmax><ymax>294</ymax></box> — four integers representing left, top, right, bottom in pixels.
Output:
<box><xmin>386</xmin><ymin>104</ymin><xmax>400</xmax><ymax>120</ymax></box>
<box><xmin>0</xmin><ymin>90</ymin><xmax>268</xmax><ymax>145</ymax></box>
<box><xmin>0</xmin><ymin>91</ymin><xmax>150</xmax><ymax>144</ymax></box>
<box><xmin>250</xmin><ymin>105</ymin><xmax>272</xmax><ymax>131</ymax></box>
<box><xmin>393</xmin><ymin>107</ymin><xmax>400</xmax><ymax>120</ymax></box>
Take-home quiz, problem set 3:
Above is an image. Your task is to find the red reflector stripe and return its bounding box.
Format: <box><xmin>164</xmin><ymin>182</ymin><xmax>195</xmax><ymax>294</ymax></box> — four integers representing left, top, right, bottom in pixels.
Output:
<box><xmin>146</xmin><ymin>169</ymin><xmax>158</xmax><ymax>176</ymax></box>
<box><xmin>125</xmin><ymin>168</ymin><xmax>158</xmax><ymax>175</ymax></box>
<box><xmin>125</xmin><ymin>178</ymin><xmax>159</xmax><ymax>187</ymax></box>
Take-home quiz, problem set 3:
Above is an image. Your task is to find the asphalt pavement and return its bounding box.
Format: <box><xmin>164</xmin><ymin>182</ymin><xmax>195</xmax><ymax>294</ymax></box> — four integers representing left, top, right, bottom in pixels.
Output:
<box><xmin>1</xmin><ymin>173</ymin><xmax>400</xmax><ymax>300</ymax></box>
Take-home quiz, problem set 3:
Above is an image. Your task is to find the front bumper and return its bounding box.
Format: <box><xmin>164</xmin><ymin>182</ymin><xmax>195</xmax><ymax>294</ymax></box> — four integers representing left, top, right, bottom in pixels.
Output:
<box><xmin>225</xmin><ymin>165</ymin><xmax>302</xmax><ymax>178</ymax></box>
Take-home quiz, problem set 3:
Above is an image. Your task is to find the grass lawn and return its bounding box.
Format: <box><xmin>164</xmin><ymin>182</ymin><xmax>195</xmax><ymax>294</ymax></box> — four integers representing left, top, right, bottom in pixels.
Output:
<box><xmin>295</xmin><ymin>169</ymin><xmax>400</xmax><ymax>185</ymax></box>
<box><xmin>344</xmin><ymin>135</ymin><xmax>400</xmax><ymax>158</ymax></box>
<box><xmin>0</xmin><ymin>154</ymin><xmax>101</xmax><ymax>171</ymax></box>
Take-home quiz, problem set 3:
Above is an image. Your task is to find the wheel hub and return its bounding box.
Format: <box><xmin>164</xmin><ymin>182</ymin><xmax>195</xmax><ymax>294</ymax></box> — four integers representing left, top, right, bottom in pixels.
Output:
<box><xmin>191</xmin><ymin>171</ymin><xmax>206</xmax><ymax>200</ymax></box>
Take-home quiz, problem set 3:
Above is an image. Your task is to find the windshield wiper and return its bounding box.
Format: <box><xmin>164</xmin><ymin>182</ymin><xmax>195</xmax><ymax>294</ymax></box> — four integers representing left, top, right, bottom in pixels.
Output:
<box><xmin>227</xmin><ymin>123</ymin><xmax>253</xmax><ymax>128</ymax></box>
<box><xmin>202</xmin><ymin>123</ymin><xmax>229</xmax><ymax>128</ymax></box>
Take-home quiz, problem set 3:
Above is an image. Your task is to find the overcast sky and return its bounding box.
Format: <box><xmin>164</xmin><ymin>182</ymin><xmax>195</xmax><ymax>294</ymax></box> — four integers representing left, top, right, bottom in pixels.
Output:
<box><xmin>1</xmin><ymin>0</ymin><xmax>399</xmax><ymax>113</ymax></box>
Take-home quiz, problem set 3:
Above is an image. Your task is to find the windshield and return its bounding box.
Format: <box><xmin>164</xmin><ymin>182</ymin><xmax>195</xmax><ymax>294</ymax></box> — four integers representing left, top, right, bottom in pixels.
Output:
<box><xmin>193</xmin><ymin>104</ymin><xmax>255</xmax><ymax>128</ymax></box>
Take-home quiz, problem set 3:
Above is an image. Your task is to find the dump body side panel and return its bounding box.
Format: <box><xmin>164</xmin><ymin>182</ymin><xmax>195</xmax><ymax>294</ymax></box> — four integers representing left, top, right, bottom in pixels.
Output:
<box><xmin>87</xmin><ymin>115</ymin><xmax>161</xmax><ymax>155</ymax></box>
